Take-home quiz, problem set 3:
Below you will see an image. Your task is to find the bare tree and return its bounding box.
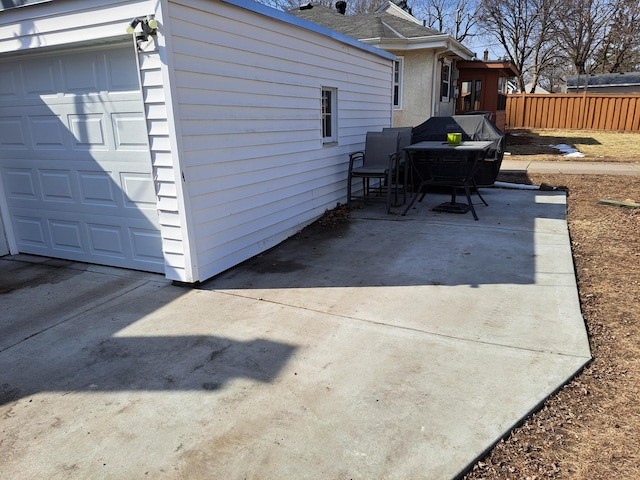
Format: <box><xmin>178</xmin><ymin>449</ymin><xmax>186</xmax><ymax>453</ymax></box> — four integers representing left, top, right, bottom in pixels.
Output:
<box><xmin>536</xmin><ymin>56</ymin><xmax>572</xmax><ymax>92</ymax></box>
<box><xmin>346</xmin><ymin>0</ymin><xmax>384</xmax><ymax>14</ymax></box>
<box><xmin>593</xmin><ymin>0</ymin><xmax>640</xmax><ymax>73</ymax></box>
<box><xmin>413</xmin><ymin>0</ymin><xmax>481</xmax><ymax>42</ymax></box>
<box><xmin>259</xmin><ymin>0</ymin><xmax>387</xmax><ymax>14</ymax></box>
<box><xmin>554</xmin><ymin>0</ymin><xmax>616</xmax><ymax>74</ymax></box>
<box><xmin>478</xmin><ymin>0</ymin><xmax>559</xmax><ymax>92</ymax></box>
<box><xmin>257</xmin><ymin>0</ymin><xmax>329</xmax><ymax>13</ymax></box>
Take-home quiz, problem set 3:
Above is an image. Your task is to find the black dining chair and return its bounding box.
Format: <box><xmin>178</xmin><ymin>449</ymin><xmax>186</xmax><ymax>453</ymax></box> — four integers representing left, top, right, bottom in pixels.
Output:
<box><xmin>346</xmin><ymin>131</ymin><xmax>401</xmax><ymax>213</ymax></box>
<box><xmin>382</xmin><ymin>126</ymin><xmax>413</xmax><ymax>206</ymax></box>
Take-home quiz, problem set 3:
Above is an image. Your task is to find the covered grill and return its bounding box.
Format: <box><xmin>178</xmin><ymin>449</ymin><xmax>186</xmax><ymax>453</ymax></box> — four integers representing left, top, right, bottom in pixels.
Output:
<box><xmin>410</xmin><ymin>114</ymin><xmax>506</xmax><ymax>186</ymax></box>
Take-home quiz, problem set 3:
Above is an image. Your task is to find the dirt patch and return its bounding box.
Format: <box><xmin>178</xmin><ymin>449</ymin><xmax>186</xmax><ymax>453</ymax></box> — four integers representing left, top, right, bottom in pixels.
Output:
<box><xmin>240</xmin><ymin>203</ymin><xmax>351</xmax><ymax>275</ymax></box>
<box><xmin>244</xmin><ymin>259</ymin><xmax>307</xmax><ymax>275</ymax></box>
<box><xmin>293</xmin><ymin>202</ymin><xmax>352</xmax><ymax>241</ymax></box>
<box><xmin>463</xmin><ymin>167</ymin><xmax>640</xmax><ymax>478</ymax></box>
<box><xmin>0</xmin><ymin>260</ymin><xmax>84</xmax><ymax>294</ymax></box>
<box><xmin>505</xmin><ymin>129</ymin><xmax>640</xmax><ymax>162</ymax></box>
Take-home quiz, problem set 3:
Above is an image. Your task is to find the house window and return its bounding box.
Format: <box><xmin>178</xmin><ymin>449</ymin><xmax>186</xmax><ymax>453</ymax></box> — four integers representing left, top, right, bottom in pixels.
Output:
<box><xmin>322</xmin><ymin>87</ymin><xmax>337</xmax><ymax>143</ymax></box>
<box><xmin>440</xmin><ymin>62</ymin><xmax>451</xmax><ymax>102</ymax></box>
<box><xmin>460</xmin><ymin>80</ymin><xmax>482</xmax><ymax>112</ymax></box>
<box><xmin>497</xmin><ymin>76</ymin><xmax>508</xmax><ymax>110</ymax></box>
<box><xmin>393</xmin><ymin>58</ymin><xmax>403</xmax><ymax>108</ymax></box>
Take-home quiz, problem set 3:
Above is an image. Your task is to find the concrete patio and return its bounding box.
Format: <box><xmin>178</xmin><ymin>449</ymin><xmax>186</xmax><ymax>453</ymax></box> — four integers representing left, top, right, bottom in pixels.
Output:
<box><xmin>0</xmin><ymin>186</ymin><xmax>591</xmax><ymax>479</ymax></box>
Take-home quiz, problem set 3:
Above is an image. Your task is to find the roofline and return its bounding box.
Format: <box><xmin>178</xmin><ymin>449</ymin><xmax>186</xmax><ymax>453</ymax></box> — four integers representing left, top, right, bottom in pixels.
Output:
<box><xmin>567</xmin><ymin>83</ymin><xmax>640</xmax><ymax>88</ymax></box>
<box><xmin>0</xmin><ymin>0</ymin><xmax>51</xmax><ymax>12</ymax></box>
<box><xmin>221</xmin><ymin>0</ymin><xmax>395</xmax><ymax>61</ymax></box>
<box><xmin>457</xmin><ymin>60</ymin><xmax>520</xmax><ymax>76</ymax></box>
<box><xmin>375</xmin><ymin>1</ymin><xmax>422</xmax><ymax>25</ymax></box>
<box><xmin>567</xmin><ymin>74</ymin><xmax>640</xmax><ymax>88</ymax></box>
<box><xmin>360</xmin><ymin>34</ymin><xmax>474</xmax><ymax>59</ymax></box>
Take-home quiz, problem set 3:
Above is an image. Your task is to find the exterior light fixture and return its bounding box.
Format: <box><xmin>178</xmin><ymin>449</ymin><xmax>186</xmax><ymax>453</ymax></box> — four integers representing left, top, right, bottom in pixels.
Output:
<box><xmin>125</xmin><ymin>16</ymin><xmax>158</xmax><ymax>48</ymax></box>
<box><xmin>126</xmin><ymin>18</ymin><xmax>141</xmax><ymax>35</ymax></box>
<box><xmin>146</xmin><ymin>17</ymin><xmax>158</xmax><ymax>31</ymax></box>
<box><xmin>127</xmin><ymin>15</ymin><xmax>158</xmax><ymax>40</ymax></box>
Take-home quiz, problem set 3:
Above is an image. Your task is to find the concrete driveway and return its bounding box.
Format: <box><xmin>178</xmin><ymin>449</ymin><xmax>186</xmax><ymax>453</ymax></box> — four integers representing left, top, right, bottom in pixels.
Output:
<box><xmin>0</xmin><ymin>187</ymin><xmax>591</xmax><ymax>479</ymax></box>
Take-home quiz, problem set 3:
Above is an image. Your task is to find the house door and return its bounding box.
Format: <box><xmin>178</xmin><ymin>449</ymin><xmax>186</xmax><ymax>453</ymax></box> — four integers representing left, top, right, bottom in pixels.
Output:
<box><xmin>0</xmin><ymin>42</ymin><xmax>164</xmax><ymax>273</ymax></box>
<box><xmin>459</xmin><ymin>79</ymin><xmax>484</xmax><ymax>113</ymax></box>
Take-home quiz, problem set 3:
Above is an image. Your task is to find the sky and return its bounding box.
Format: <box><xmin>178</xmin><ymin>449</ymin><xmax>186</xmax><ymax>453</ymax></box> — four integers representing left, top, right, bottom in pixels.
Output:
<box><xmin>463</xmin><ymin>34</ymin><xmax>508</xmax><ymax>61</ymax></box>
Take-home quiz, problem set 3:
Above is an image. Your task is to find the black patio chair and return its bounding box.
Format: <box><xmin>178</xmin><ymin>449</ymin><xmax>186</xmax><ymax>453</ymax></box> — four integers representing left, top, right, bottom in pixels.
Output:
<box><xmin>347</xmin><ymin>130</ymin><xmax>401</xmax><ymax>213</ymax></box>
<box><xmin>383</xmin><ymin>126</ymin><xmax>413</xmax><ymax>205</ymax></box>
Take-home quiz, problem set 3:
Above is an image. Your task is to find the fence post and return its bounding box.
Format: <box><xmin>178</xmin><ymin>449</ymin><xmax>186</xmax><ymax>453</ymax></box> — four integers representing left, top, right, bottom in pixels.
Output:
<box><xmin>519</xmin><ymin>93</ymin><xmax>526</xmax><ymax>128</ymax></box>
<box><xmin>579</xmin><ymin>89</ymin><xmax>588</xmax><ymax>129</ymax></box>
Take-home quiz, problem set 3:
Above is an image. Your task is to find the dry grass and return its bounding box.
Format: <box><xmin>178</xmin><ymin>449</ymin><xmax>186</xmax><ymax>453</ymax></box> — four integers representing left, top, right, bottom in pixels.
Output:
<box><xmin>463</xmin><ymin>130</ymin><xmax>640</xmax><ymax>480</ymax></box>
<box><xmin>506</xmin><ymin>129</ymin><xmax>640</xmax><ymax>162</ymax></box>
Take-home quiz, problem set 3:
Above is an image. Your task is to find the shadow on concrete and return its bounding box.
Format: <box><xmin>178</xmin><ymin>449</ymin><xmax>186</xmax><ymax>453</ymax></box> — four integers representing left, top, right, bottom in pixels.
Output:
<box><xmin>506</xmin><ymin>130</ymin><xmax>601</xmax><ymax>156</ymax></box>
<box><xmin>0</xmin><ymin>257</ymin><xmax>296</xmax><ymax>406</ymax></box>
<box><xmin>199</xmin><ymin>188</ymin><xmax>569</xmax><ymax>290</ymax></box>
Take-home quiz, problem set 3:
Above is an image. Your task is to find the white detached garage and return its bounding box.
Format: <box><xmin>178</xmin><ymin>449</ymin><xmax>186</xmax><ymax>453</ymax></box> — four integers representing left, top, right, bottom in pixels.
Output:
<box><xmin>0</xmin><ymin>0</ymin><xmax>394</xmax><ymax>283</ymax></box>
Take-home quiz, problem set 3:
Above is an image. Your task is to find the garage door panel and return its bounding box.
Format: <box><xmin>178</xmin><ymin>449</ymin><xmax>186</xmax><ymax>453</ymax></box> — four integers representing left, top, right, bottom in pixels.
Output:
<box><xmin>106</xmin><ymin>50</ymin><xmax>142</xmax><ymax>92</ymax></box>
<box><xmin>2</xmin><ymin>103</ymin><xmax>147</xmax><ymax>154</ymax></box>
<box><xmin>87</xmin><ymin>222</ymin><xmax>127</xmax><ymax>258</ymax></box>
<box><xmin>113</xmin><ymin>112</ymin><xmax>149</xmax><ymax>150</ymax></box>
<box><xmin>78</xmin><ymin>170</ymin><xmax>119</xmax><ymax>207</ymax></box>
<box><xmin>3</xmin><ymin>168</ymin><xmax>39</xmax><ymax>199</ymax></box>
<box><xmin>0</xmin><ymin>116</ymin><xmax>28</xmax><ymax>149</ymax></box>
<box><xmin>14</xmin><ymin>215</ymin><xmax>49</xmax><ymax>248</ymax></box>
<box><xmin>4</xmin><ymin>163</ymin><xmax>156</xmax><ymax>213</ymax></box>
<box><xmin>86</xmin><ymin>220</ymin><xmax>164</xmax><ymax>270</ymax></box>
<box><xmin>0</xmin><ymin>43</ymin><xmax>163</xmax><ymax>273</ymax></box>
<box><xmin>30</xmin><ymin>115</ymin><xmax>68</xmax><ymax>150</ymax></box>
<box><xmin>39</xmin><ymin>169</ymin><xmax>76</xmax><ymax>203</ymax></box>
<box><xmin>10</xmin><ymin>205</ymin><xmax>164</xmax><ymax>271</ymax></box>
<box><xmin>23</xmin><ymin>59</ymin><xmax>59</xmax><ymax>98</ymax></box>
<box><xmin>130</xmin><ymin>228</ymin><xmax>164</xmax><ymax>261</ymax></box>
<box><xmin>61</xmin><ymin>53</ymin><xmax>101</xmax><ymax>95</ymax></box>
<box><xmin>69</xmin><ymin>113</ymin><xmax>108</xmax><ymax>150</ymax></box>
<box><xmin>49</xmin><ymin>219</ymin><xmax>84</xmax><ymax>253</ymax></box>
<box><xmin>122</xmin><ymin>172</ymin><xmax>158</xmax><ymax>209</ymax></box>
<box><xmin>0</xmin><ymin>63</ymin><xmax>20</xmax><ymax>100</ymax></box>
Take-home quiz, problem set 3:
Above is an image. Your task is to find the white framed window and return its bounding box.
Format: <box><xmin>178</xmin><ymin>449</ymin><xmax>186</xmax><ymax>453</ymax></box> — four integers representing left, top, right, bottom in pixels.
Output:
<box><xmin>322</xmin><ymin>87</ymin><xmax>337</xmax><ymax>144</ymax></box>
<box><xmin>393</xmin><ymin>58</ymin><xmax>403</xmax><ymax>109</ymax></box>
<box><xmin>440</xmin><ymin>61</ymin><xmax>451</xmax><ymax>102</ymax></box>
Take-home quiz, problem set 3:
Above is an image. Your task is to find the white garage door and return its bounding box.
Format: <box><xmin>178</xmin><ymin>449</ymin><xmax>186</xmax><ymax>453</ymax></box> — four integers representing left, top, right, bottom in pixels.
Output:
<box><xmin>0</xmin><ymin>42</ymin><xmax>164</xmax><ymax>273</ymax></box>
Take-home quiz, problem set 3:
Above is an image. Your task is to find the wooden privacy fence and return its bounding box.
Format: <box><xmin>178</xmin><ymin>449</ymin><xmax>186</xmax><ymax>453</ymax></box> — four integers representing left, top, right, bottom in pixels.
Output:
<box><xmin>506</xmin><ymin>93</ymin><xmax>640</xmax><ymax>132</ymax></box>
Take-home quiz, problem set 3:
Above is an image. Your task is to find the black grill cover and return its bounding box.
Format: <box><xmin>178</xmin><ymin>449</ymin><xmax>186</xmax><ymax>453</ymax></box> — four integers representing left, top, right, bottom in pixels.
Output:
<box><xmin>411</xmin><ymin>115</ymin><xmax>506</xmax><ymax>186</ymax></box>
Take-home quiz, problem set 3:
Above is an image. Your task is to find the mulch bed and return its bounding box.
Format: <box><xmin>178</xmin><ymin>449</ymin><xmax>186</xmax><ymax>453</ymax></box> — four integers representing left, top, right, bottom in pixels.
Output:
<box><xmin>463</xmin><ymin>172</ymin><xmax>640</xmax><ymax>479</ymax></box>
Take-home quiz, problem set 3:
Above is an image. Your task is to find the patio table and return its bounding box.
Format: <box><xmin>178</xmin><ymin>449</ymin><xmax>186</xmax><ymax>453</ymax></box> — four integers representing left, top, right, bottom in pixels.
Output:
<box><xmin>402</xmin><ymin>140</ymin><xmax>494</xmax><ymax>219</ymax></box>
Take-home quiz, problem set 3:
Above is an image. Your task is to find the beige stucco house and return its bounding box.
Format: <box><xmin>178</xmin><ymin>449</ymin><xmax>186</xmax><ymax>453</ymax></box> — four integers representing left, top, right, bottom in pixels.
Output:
<box><xmin>290</xmin><ymin>1</ymin><xmax>475</xmax><ymax>127</ymax></box>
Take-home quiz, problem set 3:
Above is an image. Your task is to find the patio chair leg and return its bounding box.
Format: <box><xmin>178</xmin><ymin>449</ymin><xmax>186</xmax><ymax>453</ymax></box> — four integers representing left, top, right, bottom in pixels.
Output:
<box><xmin>418</xmin><ymin>185</ymin><xmax>428</xmax><ymax>203</ymax></box>
<box><xmin>464</xmin><ymin>182</ymin><xmax>479</xmax><ymax>221</ymax></box>
<box><xmin>363</xmin><ymin>178</ymin><xmax>368</xmax><ymax>204</ymax></box>
<box><xmin>472</xmin><ymin>180</ymin><xmax>489</xmax><ymax>206</ymax></box>
<box><xmin>386</xmin><ymin>171</ymin><xmax>392</xmax><ymax>213</ymax></box>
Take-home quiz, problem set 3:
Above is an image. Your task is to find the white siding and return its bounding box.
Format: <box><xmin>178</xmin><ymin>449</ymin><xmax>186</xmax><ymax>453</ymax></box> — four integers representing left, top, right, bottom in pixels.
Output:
<box><xmin>0</xmin><ymin>0</ymin><xmax>154</xmax><ymax>54</ymax></box>
<box><xmin>0</xmin><ymin>0</ymin><xmax>394</xmax><ymax>282</ymax></box>
<box><xmin>165</xmin><ymin>0</ymin><xmax>394</xmax><ymax>282</ymax></box>
<box><xmin>136</xmin><ymin>47</ymin><xmax>192</xmax><ymax>281</ymax></box>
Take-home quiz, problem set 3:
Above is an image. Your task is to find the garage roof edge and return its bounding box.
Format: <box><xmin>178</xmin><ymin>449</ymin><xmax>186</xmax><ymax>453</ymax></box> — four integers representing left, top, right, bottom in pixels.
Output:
<box><xmin>220</xmin><ymin>0</ymin><xmax>395</xmax><ymax>61</ymax></box>
<box><xmin>0</xmin><ymin>0</ymin><xmax>52</xmax><ymax>12</ymax></box>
